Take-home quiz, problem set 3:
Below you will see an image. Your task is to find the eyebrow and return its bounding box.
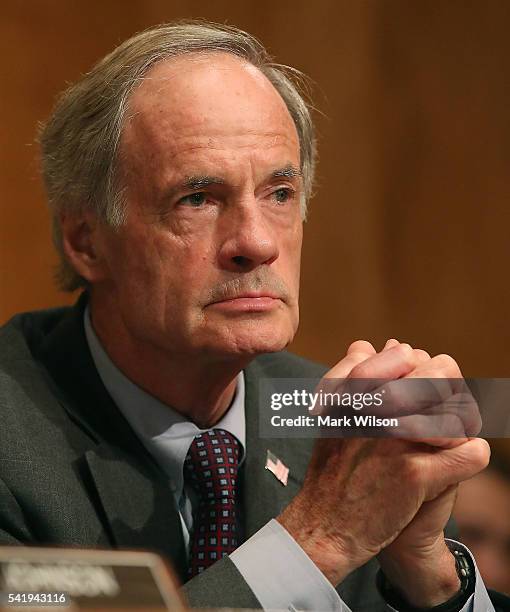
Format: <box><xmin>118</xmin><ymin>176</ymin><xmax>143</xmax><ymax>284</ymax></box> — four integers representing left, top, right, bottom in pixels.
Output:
<box><xmin>271</xmin><ymin>165</ymin><xmax>302</xmax><ymax>180</ymax></box>
<box><xmin>177</xmin><ymin>165</ymin><xmax>301</xmax><ymax>193</ymax></box>
<box><xmin>182</xmin><ymin>175</ymin><xmax>226</xmax><ymax>190</ymax></box>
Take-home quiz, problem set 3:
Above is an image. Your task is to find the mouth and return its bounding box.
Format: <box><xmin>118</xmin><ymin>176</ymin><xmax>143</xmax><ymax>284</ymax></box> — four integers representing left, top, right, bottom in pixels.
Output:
<box><xmin>207</xmin><ymin>292</ymin><xmax>283</xmax><ymax>313</ymax></box>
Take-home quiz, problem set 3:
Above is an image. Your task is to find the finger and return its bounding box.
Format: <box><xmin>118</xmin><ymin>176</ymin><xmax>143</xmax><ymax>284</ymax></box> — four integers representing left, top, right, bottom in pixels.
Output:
<box><xmin>407</xmin><ymin>353</ymin><xmax>462</xmax><ymax>380</ymax></box>
<box><xmin>383</xmin><ymin>339</ymin><xmax>430</xmax><ymax>369</ymax></box>
<box><xmin>314</xmin><ymin>357</ymin><xmax>374</xmax><ymax>417</ymax></box>
<box><xmin>407</xmin><ymin>392</ymin><xmax>482</xmax><ymax>441</ymax></box>
<box><xmin>418</xmin><ymin>437</ymin><xmax>466</xmax><ymax>449</ymax></box>
<box><xmin>384</xmin><ymin>412</ymin><xmax>467</xmax><ymax>440</ymax></box>
<box><xmin>347</xmin><ymin>340</ymin><xmax>377</xmax><ymax>356</ymax></box>
<box><xmin>405</xmin><ymin>353</ymin><xmax>465</xmax><ymax>402</ymax></box>
<box><xmin>371</xmin><ymin>378</ymin><xmax>456</xmax><ymax>418</ymax></box>
<box><xmin>348</xmin><ymin>343</ymin><xmax>419</xmax><ymax>380</ymax></box>
<box><xmin>326</xmin><ymin>341</ymin><xmax>376</xmax><ymax>379</ymax></box>
<box><xmin>440</xmin><ymin>392</ymin><xmax>482</xmax><ymax>437</ymax></box>
<box><xmin>413</xmin><ymin>348</ymin><xmax>431</xmax><ymax>363</ymax></box>
<box><xmin>315</xmin><ymin>349</ymin><xmax>378</xmax><ymax>414</ymax></box>
<box><xmin>365</xmin><ymin>378</ymin><xmax>481</xmax><ymax>438</ymax></box>
<box><xmin>382</xmin><ymin>340</ymin><xmax>430</xmax><ymax>375</ymax></box>
<box><xmin>383</xmin><ymin>338</ymin><xmax>400</xmax><ymax>350</ymax></box>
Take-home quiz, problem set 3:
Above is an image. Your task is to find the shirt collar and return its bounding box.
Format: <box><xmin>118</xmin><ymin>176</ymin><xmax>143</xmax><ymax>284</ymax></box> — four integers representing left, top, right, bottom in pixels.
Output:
<box><xmin>83</xmin><ymin>306</ymin><xmax>246</xmax><ymax>496</ymax></box>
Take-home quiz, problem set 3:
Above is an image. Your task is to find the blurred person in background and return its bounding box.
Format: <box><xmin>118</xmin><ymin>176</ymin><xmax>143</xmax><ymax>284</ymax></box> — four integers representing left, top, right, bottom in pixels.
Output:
<box><xmin>454</xmin><ymin>456</ymin><xmax>510</xmax><ymax>595</ymax></box>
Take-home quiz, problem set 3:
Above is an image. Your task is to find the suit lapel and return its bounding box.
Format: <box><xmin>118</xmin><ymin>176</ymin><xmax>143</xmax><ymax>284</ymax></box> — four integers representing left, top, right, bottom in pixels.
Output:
<box><xmin>84</xmin><ymin>443</ymin><xmax>187</xmax><ymax>580</ymax></box>
<box><xmin>37</xmin><ymin>293</ymin><xmax>188</xmax><ymax>581</ymax></box>
<box><xmin>242</xmin><ymin>359</ymin><xmax>313</xmax><ymax>538</ymax></box>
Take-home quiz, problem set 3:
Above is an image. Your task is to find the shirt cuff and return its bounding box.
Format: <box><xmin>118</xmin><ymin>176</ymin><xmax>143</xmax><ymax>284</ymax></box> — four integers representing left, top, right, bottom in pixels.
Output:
<box><xmin>230</xmin><ymin>518</ymin><xmax>350</xmax><ymax>611</ymax></box>
<box><xmin>384</xmin><ymin>539</ymin><xmax>495</xmax><ymax>612</ymax></box>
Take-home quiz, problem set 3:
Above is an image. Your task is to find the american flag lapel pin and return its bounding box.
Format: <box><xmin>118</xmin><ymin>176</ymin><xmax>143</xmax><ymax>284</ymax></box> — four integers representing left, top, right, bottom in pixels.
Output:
<box><xmin>265</xmin><ymin>450</ymin><xmax>289</xmax><ymax>486</ymax></box>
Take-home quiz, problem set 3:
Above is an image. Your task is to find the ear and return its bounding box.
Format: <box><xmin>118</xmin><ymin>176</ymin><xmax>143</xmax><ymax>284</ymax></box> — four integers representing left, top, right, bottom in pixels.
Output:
<box><xmin>60</xmin><ymin>210</ymin><xmax>110</xmax><ymax>283</ymax></box>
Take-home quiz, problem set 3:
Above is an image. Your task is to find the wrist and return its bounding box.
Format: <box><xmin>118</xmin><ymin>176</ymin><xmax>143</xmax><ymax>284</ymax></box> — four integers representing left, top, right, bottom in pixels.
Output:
<box><xmin>276</xmin><ymin>510</ymin><xmax>356</xmax><ymax>586</ymax></box>
<box><xmin>378</xmin><ymin>538</ymin><xmax>460</xmax><ymax>608</ymax></box>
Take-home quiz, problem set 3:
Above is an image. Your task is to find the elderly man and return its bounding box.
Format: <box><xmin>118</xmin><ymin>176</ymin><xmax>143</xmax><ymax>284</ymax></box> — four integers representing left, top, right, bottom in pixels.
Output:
<box><xmin>0</xmin><ymin>21</ymin><xmax>502</xmax><ymax>611</ymax></box>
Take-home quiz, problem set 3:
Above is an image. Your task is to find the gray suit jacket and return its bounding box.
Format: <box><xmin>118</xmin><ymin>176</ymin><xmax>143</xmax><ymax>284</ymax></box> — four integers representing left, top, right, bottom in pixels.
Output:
<box><xmin>0</xmin><ymin>294</ymin><xmax>432</xmax><ymax>610</ymax></box>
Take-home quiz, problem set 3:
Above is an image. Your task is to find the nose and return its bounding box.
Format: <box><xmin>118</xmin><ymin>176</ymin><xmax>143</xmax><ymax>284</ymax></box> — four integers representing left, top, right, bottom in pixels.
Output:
<box><xmin>217</xmin><ymin>201</ymin><xmax>279</xmax><ymax>273</ymax></box>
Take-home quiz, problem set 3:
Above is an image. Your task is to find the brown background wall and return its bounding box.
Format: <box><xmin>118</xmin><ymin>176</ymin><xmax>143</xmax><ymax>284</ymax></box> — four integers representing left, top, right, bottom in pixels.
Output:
<box><xmin>1</xmin><ymin>1</ymin><xmax>509</xmax><ymax>455</ymax></box>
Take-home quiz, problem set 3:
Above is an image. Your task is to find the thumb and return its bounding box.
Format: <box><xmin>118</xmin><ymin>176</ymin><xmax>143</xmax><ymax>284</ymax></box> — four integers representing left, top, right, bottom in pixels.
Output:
<box><xmin>424</xmin><ymin>438</ymin><xmax>490</xmax><ymax>500</ymax></box>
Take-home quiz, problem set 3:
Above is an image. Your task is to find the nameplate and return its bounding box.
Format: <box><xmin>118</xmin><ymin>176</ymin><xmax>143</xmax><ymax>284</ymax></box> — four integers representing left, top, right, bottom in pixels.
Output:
<box><xmin>0</xmin><ymin>546</ymin><xmax>185</xmax><ymax>610</ymax></box>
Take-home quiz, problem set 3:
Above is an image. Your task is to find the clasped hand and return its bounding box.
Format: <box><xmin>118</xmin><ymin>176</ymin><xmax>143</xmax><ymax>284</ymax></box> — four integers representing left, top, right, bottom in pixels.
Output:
<box><xmin>277</xmin><ymin>339</ymin><xmax>490</xmax><ymax>608</ymax></box>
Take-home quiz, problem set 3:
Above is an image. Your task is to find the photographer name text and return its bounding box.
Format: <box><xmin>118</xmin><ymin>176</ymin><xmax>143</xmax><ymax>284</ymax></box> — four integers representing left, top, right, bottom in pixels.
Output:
<box><xmin>269</xmin><ymin>390</ymin><xmax>399</xmax><ymax>429</ymax></box>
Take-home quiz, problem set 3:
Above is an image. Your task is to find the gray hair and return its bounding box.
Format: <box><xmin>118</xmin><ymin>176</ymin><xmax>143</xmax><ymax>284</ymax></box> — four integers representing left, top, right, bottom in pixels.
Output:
<box><xmin>39</xmin><ymin>20</ymin><xmax>317</xmax><ymax>291</ymax></box>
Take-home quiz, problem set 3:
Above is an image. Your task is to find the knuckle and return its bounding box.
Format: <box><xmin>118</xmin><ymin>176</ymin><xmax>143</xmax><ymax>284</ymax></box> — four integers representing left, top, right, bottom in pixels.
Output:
<box><xmin>414</xmin><ymin>348</ymin><xmax>431</xmax><ymax>361</ymax></box>
<box><xmin>396</xmin><ymin>343</ymin><xmax>415</xmax><ymax>364</ymax></box>
<box><xmin>349</xmin><ymin>361</ymin><xmax>371</xmax><ymax>379</ymax></box>
<box><xmin>469</xmin><ymin>413</ymin><xmax>483</xmax><ymax>436</ymax></box>
<box><xmin>384</xmin><ymin>338</ymin><xmax>400</xmax><ymax>349</ymax></box>
<box><xmin>402</xmin><ymin>457</ymin><xmax>424</xmax><ymax>487</ymax></box>
<box><xmin>463</xmin><ymin>397</ymin><xmax>482</xmax><ymax>435</ymax></box>
<box><xmin>442</xmin><ymin>413</ymin><xmax>464</xmax><ymax>436</ymax></box>
<box><xmin>433</xmin><ymin>353</ymin><xmax>460</xmax><ymax>376</ymax></box>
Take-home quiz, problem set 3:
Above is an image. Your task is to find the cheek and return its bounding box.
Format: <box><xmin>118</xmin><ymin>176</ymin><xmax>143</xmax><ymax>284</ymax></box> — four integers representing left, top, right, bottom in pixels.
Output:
<box><xmin>113</xmin><ymin>229</ymin><xmax>216</xmax><ymax>305</ymax></box>
<box><xmin>281</xmin><ymin>225</ymin><xmax>303</xmax><ymax>286</ymax></box>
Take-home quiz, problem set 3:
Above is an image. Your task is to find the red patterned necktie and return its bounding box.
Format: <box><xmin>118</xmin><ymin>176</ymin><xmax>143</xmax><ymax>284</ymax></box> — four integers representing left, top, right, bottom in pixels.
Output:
<box><xmin>184</xmin><ymin>429</ymin><xmax>241</xmax><ymax>577</ymax></box>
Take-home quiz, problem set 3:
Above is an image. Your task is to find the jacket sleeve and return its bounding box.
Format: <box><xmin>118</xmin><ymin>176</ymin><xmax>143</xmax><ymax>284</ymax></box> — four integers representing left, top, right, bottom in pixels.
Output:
<box><xmin>182</xmin><ymin>556</ymin><xmax>261</xmax><ymax>609</ymax></box>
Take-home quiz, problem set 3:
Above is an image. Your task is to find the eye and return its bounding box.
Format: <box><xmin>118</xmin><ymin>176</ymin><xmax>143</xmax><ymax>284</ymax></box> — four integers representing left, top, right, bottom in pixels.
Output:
<box><xmin>272</xmin><ymin>187</ymin><xmax>294</xmax><ymax>204</ymax></box>
<box><xmin>179</xmin><ymin>192</ymin><xmax>207</xmax><ymax>207</ymax></box>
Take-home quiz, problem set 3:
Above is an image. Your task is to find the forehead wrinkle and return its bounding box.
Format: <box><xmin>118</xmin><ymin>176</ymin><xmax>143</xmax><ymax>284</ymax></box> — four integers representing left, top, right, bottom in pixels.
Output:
<box><xmin>124</xmin><ymin>89</ymin><xmax>297</xmax><ymax>144</ymax></box>
<box><xmin>120</xmin><ymin>54</ymin><xmax>301</xmax><ymax>195</ymax></box>
<box><xmin>125</xmin><ymin>59</ymin><xmax>297</xmax><ymax>137</ymax></box>
<box><xmin>126</xmin><ymin>132</ymin><xmax>298</xmax><ymax>168</ymax></box>
<box><xmin>170</xmin><ymin>132</ymin><xmax>296</xmax><ymax>152</ymax></box>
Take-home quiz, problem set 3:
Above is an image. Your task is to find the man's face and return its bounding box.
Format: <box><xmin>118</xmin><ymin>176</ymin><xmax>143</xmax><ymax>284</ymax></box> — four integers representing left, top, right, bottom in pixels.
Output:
<box><xmin>93</xmin><ymin>53</ymin><xmax>303</xmax><ymax>361</ymax></box>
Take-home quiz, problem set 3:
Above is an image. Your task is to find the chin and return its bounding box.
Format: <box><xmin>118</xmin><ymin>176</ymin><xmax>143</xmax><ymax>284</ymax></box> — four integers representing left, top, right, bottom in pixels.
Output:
<box><xmin>200</xmin><ymin>317</ymin><xmax>296</xmax><ymax>359</ymax></box>
<box><xmin>235</xmin><ymin>336</ymin><xmax>291</xmax><ymax>356</ymax></box>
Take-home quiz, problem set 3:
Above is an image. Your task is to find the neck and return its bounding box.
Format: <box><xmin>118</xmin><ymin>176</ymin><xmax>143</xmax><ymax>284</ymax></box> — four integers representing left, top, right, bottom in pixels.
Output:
<box><xmin>88</xmin><ymin>300</ymin><xmax>250</xmax><ymax>429</ymax></box>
